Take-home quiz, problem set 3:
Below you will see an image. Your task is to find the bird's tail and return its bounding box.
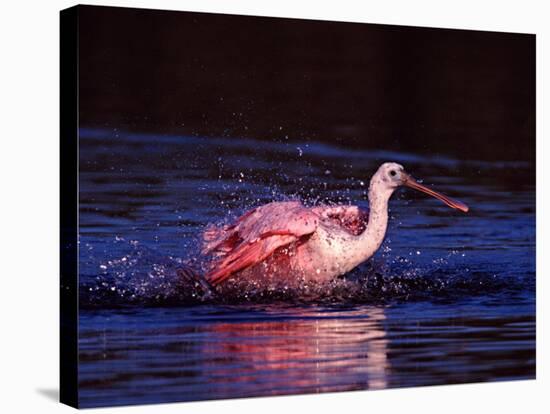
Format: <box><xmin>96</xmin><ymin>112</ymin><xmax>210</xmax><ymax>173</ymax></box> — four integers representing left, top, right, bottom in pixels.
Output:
<box><xmin>176</xmin><ymin>266</ymin><xmax>214</xmax><ymax>299</ymax></box>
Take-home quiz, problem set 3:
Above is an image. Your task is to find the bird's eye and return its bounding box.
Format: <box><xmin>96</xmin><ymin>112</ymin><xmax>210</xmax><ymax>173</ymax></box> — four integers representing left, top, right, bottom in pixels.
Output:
<box><xmin>390</xmin><ymin>170</ymin><xmax>397</xmax><ymax>177</ymax></box>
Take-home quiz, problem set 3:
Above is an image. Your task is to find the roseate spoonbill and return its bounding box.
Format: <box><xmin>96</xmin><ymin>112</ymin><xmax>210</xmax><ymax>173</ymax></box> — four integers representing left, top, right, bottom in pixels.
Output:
<box><xmin>201</xmin><ymin>162</ymin><xmax>468</xmax><ymax>286</ymax></box>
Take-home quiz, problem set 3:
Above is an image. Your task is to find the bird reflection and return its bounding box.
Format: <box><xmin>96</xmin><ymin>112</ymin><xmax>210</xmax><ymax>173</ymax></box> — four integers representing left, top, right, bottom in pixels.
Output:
<box><xmin>202</xmin><ymin>306</ymin><xmax>390</xmax><ymax>393</ymax></box>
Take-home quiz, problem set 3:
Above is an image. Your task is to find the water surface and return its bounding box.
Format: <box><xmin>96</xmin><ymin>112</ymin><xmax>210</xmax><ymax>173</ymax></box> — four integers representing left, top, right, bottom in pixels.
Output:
<box><xmin>77</xmin><ymin>128</ymin><xmax>535</xmax><ymax>407</ymax></box>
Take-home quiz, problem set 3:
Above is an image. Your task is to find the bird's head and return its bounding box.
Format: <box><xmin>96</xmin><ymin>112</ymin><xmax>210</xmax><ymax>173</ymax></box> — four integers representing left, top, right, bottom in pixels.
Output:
<box><xmin>371</xmin><ymin>162</ymin><xmax>469</xmax><ymax>212</ymax></box>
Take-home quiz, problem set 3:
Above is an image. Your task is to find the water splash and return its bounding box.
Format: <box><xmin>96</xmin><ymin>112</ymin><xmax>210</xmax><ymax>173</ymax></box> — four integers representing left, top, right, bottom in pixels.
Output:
<box><xmin>79</xmin><ymin>238</ymin><xmax>532</xmax><ymax>309</ymax></box>
<box><xmin>78</xmin><ymin>128</ymin><xmax>535</xmax><ymax>310</ymax></box>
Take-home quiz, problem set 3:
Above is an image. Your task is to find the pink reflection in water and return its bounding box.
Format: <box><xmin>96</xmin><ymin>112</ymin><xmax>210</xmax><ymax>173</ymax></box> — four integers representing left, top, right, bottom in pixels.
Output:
<box><xmin>202</xmin><ymin>306</ymin><xmax>389</xmax><ymax>393</ymax></box>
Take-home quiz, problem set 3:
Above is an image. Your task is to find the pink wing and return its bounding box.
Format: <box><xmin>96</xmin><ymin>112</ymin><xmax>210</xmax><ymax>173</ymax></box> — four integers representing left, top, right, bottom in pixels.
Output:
<box><xmin>202</xmin><ymin>201</ymin><xmax>320</xmax><ymax>285</ymax></box>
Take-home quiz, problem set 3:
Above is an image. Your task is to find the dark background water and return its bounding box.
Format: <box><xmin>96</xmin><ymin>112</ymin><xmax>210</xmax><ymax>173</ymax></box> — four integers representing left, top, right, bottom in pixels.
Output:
<box><xmin>73</xmin><ymin>5</ymin><xmax>535</xmax><ymax>408</ymax></box>
<box><xmin>78</xmin><ymin>5</ymin><xmax>535</xmax><ymax>162</ymax></box>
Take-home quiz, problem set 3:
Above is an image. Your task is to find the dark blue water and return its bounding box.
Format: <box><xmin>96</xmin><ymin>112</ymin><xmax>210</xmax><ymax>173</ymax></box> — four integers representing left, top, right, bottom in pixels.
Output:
<box><xmin>77</xmin><ymin>128</ymin><xmax>535</xmax><ymax>407</ymax></box>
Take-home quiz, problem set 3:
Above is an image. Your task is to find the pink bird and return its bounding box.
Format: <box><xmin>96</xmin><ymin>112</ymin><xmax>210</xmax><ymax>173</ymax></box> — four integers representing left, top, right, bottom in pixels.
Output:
<box><xmin>201</xmin><ymin>162</ymin><xmax>469</xmax><ymax>287</ymax></box>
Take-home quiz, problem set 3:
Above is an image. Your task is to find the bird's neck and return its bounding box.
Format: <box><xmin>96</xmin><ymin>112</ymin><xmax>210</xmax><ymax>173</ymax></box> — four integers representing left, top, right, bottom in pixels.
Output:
<box><xmin>353</xmin><ymin>185</ymin><xmax>392</xmax><ymax>264</ymax></box>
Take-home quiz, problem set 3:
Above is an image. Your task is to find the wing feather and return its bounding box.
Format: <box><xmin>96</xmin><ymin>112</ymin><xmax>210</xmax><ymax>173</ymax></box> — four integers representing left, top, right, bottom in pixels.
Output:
<box><xmin>202</xmin><ymin>201</ymin><xmax>319</xmax><ymax>285</ymax></box>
